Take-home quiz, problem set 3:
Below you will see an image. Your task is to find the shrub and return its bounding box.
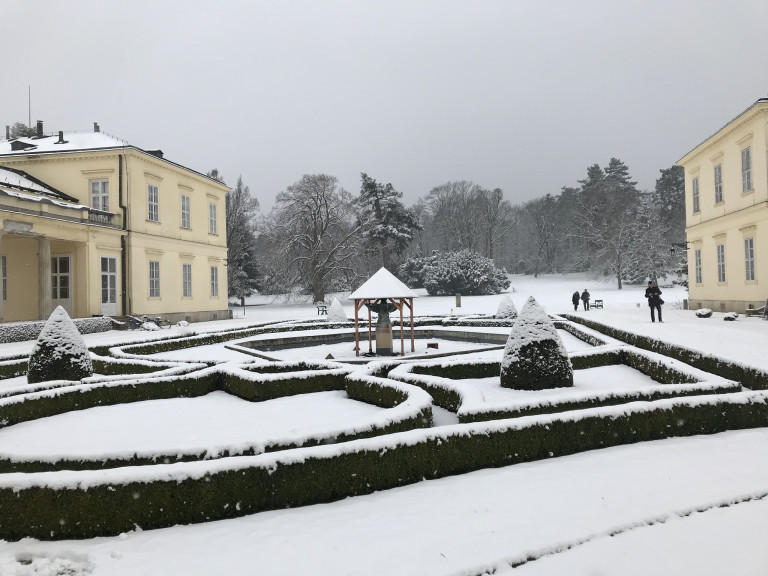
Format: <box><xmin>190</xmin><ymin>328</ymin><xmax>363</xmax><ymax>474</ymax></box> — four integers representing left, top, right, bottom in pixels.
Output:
<box><xmin>696</xmin><ymin>309</ymin><xmax>713</xmax><ymax>318</ymax></box>
<box><xmin>495</xmin><ymin>295</ymin><xmax>517</xmax><ymax>319</ymax></box>
<box><xmin>327</xmin><ymin>297</ymin><xmax>348</xmax><ymax>322</ymax></box>
<box><xmin>423</xmin><ymin>250</ymin><xmax>510</xmax><ymax>296</ymax></box>
<box><xmin>27</xmin><ymin>307</ymin><xmax>93</xmax><ymax>384</ymax></box>
<box><xmin>397</xmin><ymin>252</ymin><xmax>438</xmax><ymax>288</ymax></box>
<box><xmin>500</xmin><ymin>297</ymin><xmax>573</xmax><ymax>390</ymax></box>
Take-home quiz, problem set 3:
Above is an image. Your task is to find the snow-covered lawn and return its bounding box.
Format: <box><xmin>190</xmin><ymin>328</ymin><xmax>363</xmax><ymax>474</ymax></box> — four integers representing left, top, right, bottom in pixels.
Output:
<box><xmin>1</xmin><ymin>274</ymin><xmax>768</xmax><ymax>575</ymax></box>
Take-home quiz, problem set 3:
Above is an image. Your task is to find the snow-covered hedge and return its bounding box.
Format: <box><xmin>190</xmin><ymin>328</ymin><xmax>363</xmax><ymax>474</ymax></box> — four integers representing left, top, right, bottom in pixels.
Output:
<box><xmin>390</xmin><ymin>346</ymin><xmax>739</xmax><ymax>423</ymax></box>
<box><xmin>423</xmin><ymin>250</ymin><xmax>510</xmax><ymax>296</ymax></box>
<box><xmin>27</xmin><ymin>307</ymin><xmax>93</xmax><ymax>384</ymax></box>
<box><xmin>564</xmin><ymin>314</ymin><xmax>768</xmax><ymax>390</ymax></box>
<box><xmin>2</xmin><ymin>390</ymin><xmax>768</xmax><ymax>540</ymax></box>
<box><xmin>500</xmin><ymin>297</ymin><xmax>573</xmax><ymax>390</ymax></box>
<box><xmin>0</xmin><ymin>315</ymin><xmax>113</xmax><ymax>344</ymax></box>
<box><xmin>0</xmin><ymin>361</ymin><xmax>432</xmax><ymax>475</ymax></box>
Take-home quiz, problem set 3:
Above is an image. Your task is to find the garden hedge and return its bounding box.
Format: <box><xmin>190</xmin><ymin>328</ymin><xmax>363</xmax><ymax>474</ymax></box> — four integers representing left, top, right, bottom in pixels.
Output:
<box><xmin>564</xmin><ymin>314</ymin><xmax>768</xmax><ymax>389</ymax></box>
<box><xmin>1</xmin><ymin>391</ymin><xmax>767</xmax><ymax>540</ymax></box>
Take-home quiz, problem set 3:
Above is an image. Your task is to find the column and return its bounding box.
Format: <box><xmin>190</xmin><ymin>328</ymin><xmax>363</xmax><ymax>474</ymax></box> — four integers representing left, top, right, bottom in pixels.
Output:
<box><xmin>38</xmin><ymin>237</ymin><xmax>51</xmax><ymax>320</ymax></box>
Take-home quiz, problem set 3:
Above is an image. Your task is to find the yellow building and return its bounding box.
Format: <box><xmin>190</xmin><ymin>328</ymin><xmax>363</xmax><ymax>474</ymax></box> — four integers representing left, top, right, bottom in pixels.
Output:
<box><xmin>678</xmin><ymin>98</ymin><xmax>768</xmax><ymax>313</ymax></box>
<box><xmin>0</xmin><ymin>122</ymin><xmax>230</xmax><ymax>323</ymax></box>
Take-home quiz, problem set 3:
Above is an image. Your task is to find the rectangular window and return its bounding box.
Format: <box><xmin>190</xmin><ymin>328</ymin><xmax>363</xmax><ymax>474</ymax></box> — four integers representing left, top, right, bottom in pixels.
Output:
<box><xmin>180</xmin><ymin>194</ymin><xmax>191</xmax><ymax>229</ymax></box>
<box><xmin>714</xmin><ymin>164</ymin><xmax>723</xmax><ymax>203</ymax></box>
<box><xmin>692</xmin><ymin>176</ymin><xmax>700</xmax><ymax>213</ymax></box>
<box><xmin>90</xmin><ymin>179</ymin><xmax>109</xmax><ymax>212</ymax></box>
<box><xmin>182</xmin><ymin>263</ymin><xmax>192</xmax><ymax>297</ymax></box>
<box><xmin>149</xmin><ymin>260</ymin><xmax>160</xmax><ymax>298</ymax></box>
<box><xmin>742</xmin><ymin>146</ymin><xmax>752</xmax><ymax>192</ymax></box>
<box><xmin>1</xmin><ymin>255</ymin><xmax>6</xmax><ymax>301</ymax></box>
<box><xmin>210</xmin><ymin>266</ymin><xmax>219</xmax><ymax>297</ymax></box>
<box><xmin>147</xmin><ymin>184</ymin><xmax>159</xmax><ymax>222</ymax></box>
<box><xmin>717</xmin><ymin>244</ymin><xmax>726</xmax><ymax>283</ymax></box>
<box><xmin>745</xmin><ymin>237</ymin><xmax>755</xmax><ymax>282</ymax></box>
<box><xmin>694</xmin><ymin>249</ymin><xmax>702</xmax><ymax>284</ymax></box>
<box><xmin>208</xmin><ymin>203</ymin><xmax>218</xmax><ymax>235</ymax></box>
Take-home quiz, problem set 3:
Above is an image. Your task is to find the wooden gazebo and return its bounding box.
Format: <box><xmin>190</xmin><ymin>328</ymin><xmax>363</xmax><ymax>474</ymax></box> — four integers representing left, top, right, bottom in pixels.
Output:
<box><xmin>348</xmin><ymin>267</ymin><xmax>418</xmax><ymax>357</ymax></box>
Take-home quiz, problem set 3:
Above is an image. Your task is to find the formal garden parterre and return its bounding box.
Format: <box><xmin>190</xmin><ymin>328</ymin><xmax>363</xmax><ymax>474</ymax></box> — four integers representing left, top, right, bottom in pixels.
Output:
<box><xmin>0</xmin><ymin>305</ymin><xmax>767</xmax><ymax>541</ymax></box>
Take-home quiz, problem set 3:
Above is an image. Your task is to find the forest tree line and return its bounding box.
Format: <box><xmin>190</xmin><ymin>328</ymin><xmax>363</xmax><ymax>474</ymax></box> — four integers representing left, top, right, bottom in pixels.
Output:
<box><xmin>218</xmin><ymin>158</ymin><xmax>686</xmax><ymax>302</ymax></box>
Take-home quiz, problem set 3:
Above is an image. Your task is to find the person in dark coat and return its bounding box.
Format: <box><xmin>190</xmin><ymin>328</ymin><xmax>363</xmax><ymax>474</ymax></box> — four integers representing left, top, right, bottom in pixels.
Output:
<box><xmin>645</xmin><ymin>281</ymin><xmax>663</xmax><ymax>322</ymax></box>
<box><xmin>571</xmin><ymin>290</ymin><xmax>580</xmax><ymax>311</ymax></box>
<box><xmin>580</xmin><ymin>289</ymin><xmax>590</xmax><ymax>311</ymax></box>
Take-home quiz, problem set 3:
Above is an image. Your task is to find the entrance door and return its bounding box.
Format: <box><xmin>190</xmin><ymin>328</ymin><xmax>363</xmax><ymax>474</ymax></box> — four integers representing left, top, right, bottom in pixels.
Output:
<box><xmin>51</xmin><ymin>255</ymin><xmax>73</xmax><ymax>316</ymax></box>
<box><xmin>100</xmin><ymin>257</ymin><xmax>118</xmax><ymax>317</ymax></box>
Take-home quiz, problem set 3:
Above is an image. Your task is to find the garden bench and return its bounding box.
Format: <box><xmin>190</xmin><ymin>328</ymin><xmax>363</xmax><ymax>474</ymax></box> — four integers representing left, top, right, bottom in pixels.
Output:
<box><xmin>592</xmin><ymin>299</ymin><xmax>603</xmax><ymax>309</ymax></box>
<box><xmin>316</xmin><ymin>305</ymin><xmax>328</xmax><ymax>315</ymax></box>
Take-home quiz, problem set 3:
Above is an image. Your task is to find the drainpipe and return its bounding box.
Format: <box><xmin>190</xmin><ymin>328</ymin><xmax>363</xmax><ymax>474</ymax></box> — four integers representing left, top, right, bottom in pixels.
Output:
<box><xmin>119</xmin><ymin>154</ymin><xmax>128</xmax><ymax>315</ymax></box>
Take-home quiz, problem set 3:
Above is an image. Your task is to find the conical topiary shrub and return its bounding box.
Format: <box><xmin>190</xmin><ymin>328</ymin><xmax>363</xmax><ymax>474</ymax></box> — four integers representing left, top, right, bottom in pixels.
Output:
<box><xmin>327</xmin><ymin>297</ymin><xmax>348</xmax><ymax>322</ymax></box>
<box><xmin>500</xmin><ymin>296</ymin><xmax>573</xmax><ymax>390</ymax></box>
<box><xmin>495</xmin><ymin>295</ymin><xmax>518</xmax><ymax>320</ymax></box>
<box><xmin>27</xmin><ymin>306</ymin><xmax>94</xmax><ymax>384</ymax></box>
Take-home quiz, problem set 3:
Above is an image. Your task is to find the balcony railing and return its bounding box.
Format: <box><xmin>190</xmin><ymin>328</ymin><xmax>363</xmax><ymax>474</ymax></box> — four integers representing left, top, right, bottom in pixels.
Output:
<box><xmin>88</xmin><ymin>209</ymin><xmax>117</xmax><ymax>226</ymax></box>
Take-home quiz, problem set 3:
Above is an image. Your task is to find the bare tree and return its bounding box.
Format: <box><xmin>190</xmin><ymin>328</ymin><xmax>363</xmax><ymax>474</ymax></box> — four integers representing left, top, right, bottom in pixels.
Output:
<box><xmin>477</xmin><ymin>187</ymin><xmax>513</xmax><ymax>261</ymax></box>
<box><xmin>426</xmin><ymin>181</ymin><xmax>483</xmax><ymax>252</ymax></box>
<box><xmin>261</xmin><ymin>174</ymin><xmax>362</xmax><ymax>302</ymax></box>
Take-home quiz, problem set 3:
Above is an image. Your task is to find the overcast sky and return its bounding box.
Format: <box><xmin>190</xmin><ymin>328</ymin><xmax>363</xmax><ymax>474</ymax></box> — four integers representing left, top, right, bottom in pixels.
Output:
<box><xmin>2</xmin><ymin>0</ymin><xmax>768</xmax><ymax>211</ymax></box>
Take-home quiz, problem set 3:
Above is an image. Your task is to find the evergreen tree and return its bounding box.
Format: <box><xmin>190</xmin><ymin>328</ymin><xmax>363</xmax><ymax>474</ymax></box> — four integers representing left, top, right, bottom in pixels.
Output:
<box><xmin>355</xmin><ymin>173</ymin><xmax>420</xmax><ymax>271</ymax></box>
<box><xmin>208</xmin><ymin>170</ymin><xmax>261</xmax><ymax>302</ymax></box>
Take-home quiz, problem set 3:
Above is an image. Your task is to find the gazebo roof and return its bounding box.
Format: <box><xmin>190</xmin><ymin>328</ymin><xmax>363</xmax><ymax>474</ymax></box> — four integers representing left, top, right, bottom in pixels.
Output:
<box><xmin>348</xmin><ymin>267</ymin><xmax>419</xmax><ymax>300</ymax></box>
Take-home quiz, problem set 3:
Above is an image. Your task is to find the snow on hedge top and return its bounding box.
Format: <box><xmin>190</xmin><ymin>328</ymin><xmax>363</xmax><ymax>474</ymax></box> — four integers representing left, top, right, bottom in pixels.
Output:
<box><xmin>327</xmin><ymin>297</ymin><xmax>348</xmax><ymax>322</ymax></box>
<box><xmin>501</xmin><ymin>297</ymin><xmax>566</xmax><ymax>365</ymax></box>
<box><xmin>348</xmin><ymin>267</ymin><xmax>418</xmax><ymax>300</ymax></box>
<box><xmin>495</xmin><ymin>295</ymin><xmax>517</xmax><ymax>319</ymax></box>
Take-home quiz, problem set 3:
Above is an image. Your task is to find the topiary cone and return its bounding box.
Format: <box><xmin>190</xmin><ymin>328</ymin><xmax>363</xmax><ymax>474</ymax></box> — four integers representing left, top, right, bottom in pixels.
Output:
<box><xmin>27</xmin><ymin>306</ymin><xmax>94</xmax><ymax>384</ymax></box>
<box><xmin>500</xmin><ymin>296</ymin><xmax>573</xmax><ymax>390</ymax></box>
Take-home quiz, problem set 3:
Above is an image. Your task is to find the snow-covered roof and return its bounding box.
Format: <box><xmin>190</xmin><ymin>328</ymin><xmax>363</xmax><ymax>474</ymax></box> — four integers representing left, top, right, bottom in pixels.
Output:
<box><xmin>0</xmin><ymin>166</ymin><xmax>78</xmax><ymax>203</ymax></box>
<box><xmin>348</xmin><ymin>267</ymin><xmax>418</xmax><ymax>300</ymax></box>
<box><xmin>0</xmin><ymin>131</ymin><xmax>128</xmax><ymax>156</ymax></box>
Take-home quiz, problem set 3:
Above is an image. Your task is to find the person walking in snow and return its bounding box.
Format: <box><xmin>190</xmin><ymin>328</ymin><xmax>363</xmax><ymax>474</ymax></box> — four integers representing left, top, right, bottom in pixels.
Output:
<box><xmin>645</xmin><ymin>281</ymin><xmax>663</xmax><ymax>323</ymax></box>
<box><xmin>581</xmin><ymin>289</ymin><xmax>590</xmax><ymax>311</ymax></box>
<box><xmin>571</xmin><ymin>290</ymin><xmax>580</xmax><ymax>311</ymax></box>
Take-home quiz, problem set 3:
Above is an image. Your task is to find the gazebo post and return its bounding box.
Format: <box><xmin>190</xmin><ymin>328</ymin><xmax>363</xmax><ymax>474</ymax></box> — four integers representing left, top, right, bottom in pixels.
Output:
<box><xmin>399</xmin><ymin>297</ymin><xmax>404</xmax><ymax>356</ymax></box>
<box><xmin>354</xmin><ymin>298</ymin><xmax>360</xmax><ymax>357</ymax></box>
<box><xmin>409</xmin><ymin>297</ymin><xmax>414</xmax><ymax>352</ymax></box>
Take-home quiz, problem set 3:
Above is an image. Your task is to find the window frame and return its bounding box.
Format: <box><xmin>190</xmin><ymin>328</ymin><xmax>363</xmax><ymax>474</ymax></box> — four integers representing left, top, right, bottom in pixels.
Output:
<box><xmin>90</xmin><ymin>179</ymin><xmax>109</xmax><ymax>212</ymax></box>
<box><xmin>714</xmin><ymin>163</ymin><xmax>723</xmax><ymax>204</ymax></box>
<box><xmin>210</xmin><ymin>266</ymin><xmax>219</xmax><ymax>297</ymax></box>
<box><xmin>716</xmin><ymin>243</ymin><xmax>726</xmax><ymax>283</ymax></box>
<box><xmin>180</xmin><ymin>194</ymin><xmax>191</xmax><ymax>229</ymax></box>
<box><xmin>148</xmin><ymin>260</ymin><xmax>160</xmax><ymax>298</ymax></box>
<box><xmin>1</xmin><ymin>255</ymin><xmax>6</xmax><ymax>301</ymax></box>
<box><xmin>208</xmin><ymin>202</ymin><xmax>218</xmax><ymax>235</ymax></box>
<box><xmin>692</xmin><ymin>176</ymin><xmax>700</xmax><ymax>213</ymax></box>
<box><xmin>147</xmin><ymin>184</ymin><xmax>160</xmax><ymax>222</ymax></box>
<box><xmin>745</xmin><ymin>237</ymin><xmax>756</xmax><ymax>282</ymax></box>
<box><xmin>742</xmin><ymin>146</ymin><xmax>752</xmax><ymax>193</ymax></box>
<box><xmin>182</xmin><ymin>263</ymin><xmax>192</xmax><ymax>298</ymax></box>
<box><xmin>694</xmin><ymin>249</ymin><xmax>702</xmax><ymax>284</ymax></box>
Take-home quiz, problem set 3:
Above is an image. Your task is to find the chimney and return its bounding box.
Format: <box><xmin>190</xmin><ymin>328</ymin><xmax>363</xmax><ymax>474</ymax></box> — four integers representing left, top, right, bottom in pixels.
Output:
<box><xmin>55</xmin><ymin>130</ymin><xmax>67</xmax><ymax>145</ymax></box>
<box><xmin>36</xmin><ymin>120</ymin><xmax>43</xmax><ymax>138</ymax></box>
<box><xmin>93</xmin><ymin>122</ymin><xmax>100</xmax><ymax>133</ymax></box>
<box><xmin>5</xmin><ymin>126</ymin><xmax>8</xmax><ymax>140</ymax></box>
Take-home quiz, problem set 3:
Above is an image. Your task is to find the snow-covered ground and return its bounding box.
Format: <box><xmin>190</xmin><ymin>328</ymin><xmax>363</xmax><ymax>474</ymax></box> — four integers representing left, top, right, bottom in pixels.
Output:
<box><xmin>2</xmin><ymin>274</ymin><xmax>768</xmax><ymax>575</ymax></box>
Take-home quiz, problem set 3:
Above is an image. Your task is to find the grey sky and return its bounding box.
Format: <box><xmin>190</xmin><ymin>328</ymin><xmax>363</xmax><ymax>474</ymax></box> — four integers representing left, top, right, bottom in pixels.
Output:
<box><xmin>2</xmin><ymin>0</ymin><xmax>768</xmax><ymax>211</ymax></box>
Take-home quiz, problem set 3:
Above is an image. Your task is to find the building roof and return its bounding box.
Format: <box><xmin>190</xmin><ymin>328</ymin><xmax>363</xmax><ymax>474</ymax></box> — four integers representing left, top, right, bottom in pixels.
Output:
<box><xmin>677</xmin><ymin>97</ymin><xmax>768</xmax><ymax>165</ymax></box>
<box><xmin>0</xmin><ymin>166</ymin><xmax>78</xmax><ymax>203</ymax></box>
<box><xmin>0</xmin><ymin>128</ymin><xmax>227</xmax><ymax>188</ymax></box>
<box><xmin>348</xmin><ymin>267</ymin><xmax>419</xmax><ymax>300</ymax></box>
